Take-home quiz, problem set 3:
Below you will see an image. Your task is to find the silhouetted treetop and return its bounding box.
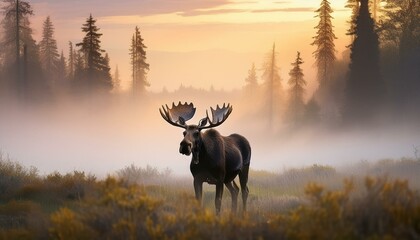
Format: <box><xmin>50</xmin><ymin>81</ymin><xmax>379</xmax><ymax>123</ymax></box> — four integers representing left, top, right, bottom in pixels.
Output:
<box><xmin>344</xmin><ymin>0</ymin><xmax>386</xmax><ymax>123</ymax></box>
<box><xmin>286</xmin><ymin>51</ymin><xmax>306</xmax><ymax>125</ymax></box>
<box><xmin>75</xmin><ymin>14</ymin><xmax>112</xmax><ymax>92</ymax></box>
<box><xmin>130</xmin><ymin>26</ymin><xmax>150</xmax><ymax>95</ymax></box>
<box><xmin>312</xmin><ymin>0</ymin><xmax>336</xmax><ymax>87</ymax></box>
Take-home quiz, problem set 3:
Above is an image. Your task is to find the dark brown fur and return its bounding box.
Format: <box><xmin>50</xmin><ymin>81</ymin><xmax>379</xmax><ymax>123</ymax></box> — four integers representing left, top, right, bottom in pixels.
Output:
<box><xmin>181</xmin><ymin>127</ymin><xmax>251</xmax><ymax>214</ymax></box>
<box><xmin>160</xmin><ymin>102</ymin><xmax>251</xmax><ymax>214</ymax></box>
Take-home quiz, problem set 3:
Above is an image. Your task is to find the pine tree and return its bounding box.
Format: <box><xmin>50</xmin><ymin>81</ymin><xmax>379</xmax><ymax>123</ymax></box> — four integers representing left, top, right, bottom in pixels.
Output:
<box><xmin>380</xmin><ymin>0</ymin><xmax>420</xmax><ymax>114</ymax></box>
<box><xmin>311</xmin><ymin>0</ymin><xmax>336</xmax><ymax>87</ymax></box>
<box><xmin>76</xmin><ymin>14</ymin><xmax>112</xmax><ymax>92</ymax></box>
<box><xmin>56</xmin><ymin>51</ymin><xmax>66</xmax><ymax>82</ymax></box>
<box><xmin>345</xmin><ymin>0</ymin><xmax>360</xmax><ymax>41</ymax></box>
<box><xmin>346</xmin><ymin>0</ymin><xmax>381</xmax><ymax>42</ymax></box>
<box><xmin>344</xmin><ymin>0</ymin><xmax>386</xmax><ymax>123</ymax></box>
<box><xmin>129</xmin><ymin>26</ymin><xmax>150</xmax><ymax>95</ymax></box>
<box><xmin>244</xmin><ymin>63</ymin><xmax>258</xmax><ymax>95</ymax></box>
<box><xmin>52</xmin><ymin>50</ymin><xmax>66</xmax><ymax>92</ymax></box>
<box><xmin>1</xmin><ymin>0</ymin><xmax>33</xmax><ymax>86</ymax></box>
<box><xmin>39</xmin><ymin>16</ymin><xmax>59</xmax><ymax>79</ymax></box>
<box><xmin>73</xmin><ymin>50</ymin><xmax>84</xmax><ymax>80</ymax></box>
<box><xmin>262</xmin><ymin>43</ymin><xmax>283</xmax><ymax>129</ymax></box>
<box><xmin>304</xmin><ymin>97</ymin><xmax>321</xmax><ymax>124</ymax></box>
<box><xmin>380</xmin><ymin>0</ymin><xmax>419</xmax><ymax>55</ymax></box>
<box><xmin>102</xmin><ymin>53</ymin><xmax>112</xmax><ymax>84</ymax></box>
<box><xmin>1</xmin><ymin>0</ymin><xmax>46</xmax><ymax>98</ymax></box>
<box><xmin>286</xmin><ymin>52</ymin><xmax>306</xmax><ymax>124</ymax></box>
<box><xmin>68</xmin><ymin>41</ymin><xmax>75</xmax><ymax>80</ymax></box>
<box><xmin>1</xmin><ymin>0</ymin><xmax>33</xmax><ymax>78</ymax></box>
<box><xmin>113</xmin><ymin>64</ymin><xmax>121</xmax><ymax>91</ymax></box>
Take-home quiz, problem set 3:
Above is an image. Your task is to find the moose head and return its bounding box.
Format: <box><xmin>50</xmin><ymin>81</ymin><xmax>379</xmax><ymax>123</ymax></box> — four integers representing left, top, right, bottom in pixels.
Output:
<box><xmin>159</xmin><ymin>102</ymin><xmax>232</xmax><ymax>164</ymax></box>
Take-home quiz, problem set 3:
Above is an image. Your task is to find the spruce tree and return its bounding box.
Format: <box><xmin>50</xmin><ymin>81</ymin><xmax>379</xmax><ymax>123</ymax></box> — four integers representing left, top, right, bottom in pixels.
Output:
<box><xmin>1</xmin><ymin>0</ymin><xmax>46</xmax><ymax>98</ymax></box>
<box><xmin>67</xmin><ymin>41</ymin><xmax>75</xmax><ymax>80</ymax></box>
<box><xmin>39</xmin><ymin>16</ymin><xmax>59</xmax><ymax>79</ymax></box>
<box><xmin>380</xmin><ymin>0</ymin><xmax>419</xmax><ymax>56</ymax></box>
<box><xmin>101</xmin><ymin>53</ymin><xmax>112</xmax><ymax>85</ymax></box>
<box><xmin>244</xmin><ymin>63</ymin><xmax>258</xmax><ymax>95</ymax></box>
<box><xmin>1</xmin><ymin>0</ymin><xmax>33</xmax><ymax>82</ymax></box>
<box><xmin>76</xmin><ymin>14</ymin><xmax>112</xmax><ymax>92</ymax></box>
<box><xmin>286</xmin><ymin>52</ymin><xmax>306</xmax><ymax>124</ymax></box>
<box><xmin>346</xmin><ymin>0</ymin><xmax>381</xmax><ymax>42</ymax></box>
<box><xmin>1</xmin><ymin>0</ymin><xmax>33</xmax><ymax>79</ymax></box>
<box><xmin>129</xmin><ymin>26</ymin><xmax>150</xmax><ymax>95</ymax></box>
<box><xmin>262</xmin><ymin>43</ymin><xmax>283</xmax><ymax>129</ymax></box>
<box><xmin>380</xmin><ymin>0</ymin><xmax>419</xmax><ymax>114</ymax></box>
<box><xmin>345</xmin><ymin>0</ymin><xmax>385</xmax><ymax>123</ymax></box>
<box><xmin>73</xmin><ymin>50</ymin><xmax>84</xmax><ymax>81</ymax></box>
<box><xmin>113</xmin><ymin>64</ymin><xmax>121</xmax><ymax>91</ymax></box>
<box><xmin>304</xmin><ymin>97</ymin><xmax>321</xmax><ymax>124</ymax></box>
<box><xmin>345</xmin><ymin>0</ymin><xmax>360</xmax><ymax>41</ymax></box>
<box><xmin>56</xmin><ymin>51</ymin><xmax>66</xmax><ymax>82</ymax></box>
<box><xmin>311</xmin><ymin>0</ymin><xmax>336</xmax><ymax>87</ymax></box>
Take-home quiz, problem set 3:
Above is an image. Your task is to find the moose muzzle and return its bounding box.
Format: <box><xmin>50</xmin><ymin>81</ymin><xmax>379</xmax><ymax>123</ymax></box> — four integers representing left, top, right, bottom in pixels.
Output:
<box><xmin>179</xmin><ymin>140</ymin><xmax>192</xmax><ymax>156</ymax></box>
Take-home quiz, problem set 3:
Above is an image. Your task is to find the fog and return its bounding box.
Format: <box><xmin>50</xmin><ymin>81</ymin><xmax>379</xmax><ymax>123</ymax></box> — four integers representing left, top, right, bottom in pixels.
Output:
<box><xmin>1</xmin><ymin>92</ymin><xmax>418</xmax><ymax>178</ymax></box>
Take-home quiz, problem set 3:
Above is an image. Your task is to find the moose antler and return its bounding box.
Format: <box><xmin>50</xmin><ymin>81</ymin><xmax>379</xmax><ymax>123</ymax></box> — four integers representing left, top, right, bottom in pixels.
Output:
<box><xmin>199</xmin><ymin>103</ymin><xmax>233</xmax><ymax>130</ymax></box>
<box><xmin>160</xmin><ymin>102</ymin><xmax>196</xmax><ymax>128</ymax></box>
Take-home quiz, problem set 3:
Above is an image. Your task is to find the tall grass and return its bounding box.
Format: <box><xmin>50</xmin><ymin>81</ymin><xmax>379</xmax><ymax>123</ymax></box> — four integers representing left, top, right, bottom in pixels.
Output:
<box><xmin>0</xmin><ymin>156</ymin><xmax>419</xmax><ymax>239</ymax></box>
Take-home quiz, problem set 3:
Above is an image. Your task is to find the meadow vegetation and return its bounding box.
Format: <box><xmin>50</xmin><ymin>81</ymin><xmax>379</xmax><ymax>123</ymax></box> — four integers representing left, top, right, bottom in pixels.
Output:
<box><xmin>0</xmin><ymin>152</ymin><xmax>419</xmax><ymax>239</ymax></box>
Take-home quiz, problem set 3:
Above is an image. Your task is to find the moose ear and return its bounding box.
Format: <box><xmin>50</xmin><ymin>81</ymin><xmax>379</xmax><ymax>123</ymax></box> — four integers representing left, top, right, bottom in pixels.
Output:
<box><xmin>198</xmin><ymin>117</ymin><xmax>208</xmax><ymax>128</ymax></box>
<box><xmin>178</xmin><ymin>117</ymin><xmax>186</xmax><ymax>126</ymax></box>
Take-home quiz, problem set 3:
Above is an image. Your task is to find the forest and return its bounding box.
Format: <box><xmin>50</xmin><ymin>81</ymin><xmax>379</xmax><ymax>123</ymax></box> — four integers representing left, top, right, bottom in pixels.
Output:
<box><xmin>0</xmin><ymin>0</ymin><xmax>419</xmax><ymax>239</ymax></box>
<box><xmin>0</xmin><ymin>0</ymin><xmax>418</xmax><ymax>127</ymax></box>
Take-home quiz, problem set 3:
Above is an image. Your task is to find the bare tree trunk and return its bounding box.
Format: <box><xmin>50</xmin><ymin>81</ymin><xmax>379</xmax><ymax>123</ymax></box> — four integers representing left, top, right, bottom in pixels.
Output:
<box><xmin>23</xmin><ymin>44</ymin><xmax>27</xmax><ymax>100</ymax></box>
<box><xmin>16</xmin><ymin>0</ymin><xmax>21</xmax><ymax>89</ymax></box>
<box><xmin>268</xmin><ymin>44</ymin><xmax>275</xmax><ymax>130</ymax></box>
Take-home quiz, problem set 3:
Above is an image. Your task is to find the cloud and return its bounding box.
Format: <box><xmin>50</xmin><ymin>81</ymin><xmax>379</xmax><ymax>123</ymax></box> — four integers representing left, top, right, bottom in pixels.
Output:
<box><xmin>30</xmin><ymin>0</ymin><xmax>233</xmax><ymax>18</ymax></box>
<box><xmin>252</xmin><ymin>7</ymin><xmax>315</xmax><ymax>13</ymax></box>
<box><xmin>179</xmin><ymin>8</ymin><xmax>248</xmax><ymax>17</ymax></box>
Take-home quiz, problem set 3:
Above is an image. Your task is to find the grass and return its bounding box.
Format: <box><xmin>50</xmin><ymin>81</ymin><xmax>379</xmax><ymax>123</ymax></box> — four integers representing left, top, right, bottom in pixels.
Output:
<box><xmin>0</xmin><ymin>154</ymin><xmax>419</xmax><ymax>239</ymax></box>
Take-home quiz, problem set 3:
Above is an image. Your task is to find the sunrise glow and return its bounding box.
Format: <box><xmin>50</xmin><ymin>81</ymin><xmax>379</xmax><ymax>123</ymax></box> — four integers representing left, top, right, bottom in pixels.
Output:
<box><xmin>29</xmin><ymin>0</ymin><xmax>351</xmax><ymax>92</ymax></box>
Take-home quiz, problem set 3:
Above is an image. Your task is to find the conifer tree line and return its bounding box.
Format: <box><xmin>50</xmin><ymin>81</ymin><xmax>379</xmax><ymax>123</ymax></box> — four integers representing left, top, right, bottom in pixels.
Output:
<box><xmin>0</xmin><ymin>0</ymin><xmax>150</xmax><ymax>100</ymax></box>
<box><xmin>243</xmin><ymin>0</ymin><xmax>419</xmax><ymax>128</ymax></box>
<box><xmin>0</xmin><ymin>0</ymin><xmax>418</xmax><ymax>126</ymax></box>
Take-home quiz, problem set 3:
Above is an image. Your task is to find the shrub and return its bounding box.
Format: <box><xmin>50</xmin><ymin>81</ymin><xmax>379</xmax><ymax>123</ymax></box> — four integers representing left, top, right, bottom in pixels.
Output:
<box><xmin>0</xmin><ymin>155</ymin><xmax>39</xmax><ymax>200</ymax></box>
<box><xmin>116</xmin><ymin>164</ymin><xmax>172</xmax><ymax>185</ymax></box>
<box><xmin>50</xmin><ymin>207</ymin><xmax>97</xmax><ymax>240</ymax></box>
<box><xmin>268</xmin><ymin>177</ymin><xmax>420</xmax><ymax>239</ymax></box>
<box><xmin>70</xmin><ymin>177</ymin><xmax>163</xmax><ymax>239</ymax></box>
<box><xmin>0</xmin><ymin>200</ymin><xmax>48</xmax><ymax>239</ymax></box>
<box><xmin>13</xmin><ymin>170</ymin><xmax>96</xmax><ymax>209</ymax></box>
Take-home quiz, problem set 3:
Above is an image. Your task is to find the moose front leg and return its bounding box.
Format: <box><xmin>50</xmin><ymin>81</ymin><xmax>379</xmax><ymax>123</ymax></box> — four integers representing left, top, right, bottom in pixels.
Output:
<box><xmin>225</xmin><ymin>181</ymin><xmax>239</xmax><ymax>214</ymax></box>
<box><xmin>193</xmin><ymin>178</ymin><xmax>203</xmax><ymax>205</ymax></box>
<box><xmin>215</xmin><ymin>182</ymin><xmax>224</xmax><ymax>215</ymax></box>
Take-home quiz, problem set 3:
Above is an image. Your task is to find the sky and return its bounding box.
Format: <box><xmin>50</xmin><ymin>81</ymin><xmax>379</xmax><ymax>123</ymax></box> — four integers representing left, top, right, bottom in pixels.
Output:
<box><xmin>28</xmin><ymin>0</ymin><xmax>351</xmax><ymax>93</ymax></box>
<box><xmin>1</xmin><ymin>0</ymin><xmax>418</xmax><ymax>177</ymax></box>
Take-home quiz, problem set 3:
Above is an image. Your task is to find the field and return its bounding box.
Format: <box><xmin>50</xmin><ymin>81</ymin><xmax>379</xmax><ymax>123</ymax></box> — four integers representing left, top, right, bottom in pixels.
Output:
<box><xmin>0</xmin><ymin>154</ymin><xmax>419</xmax><ymax>239</ymax></box>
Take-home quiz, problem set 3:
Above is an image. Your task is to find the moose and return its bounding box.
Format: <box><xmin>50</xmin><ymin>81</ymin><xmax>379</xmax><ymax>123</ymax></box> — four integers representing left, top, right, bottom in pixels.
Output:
<box><xmin>160</xmin><ymin>102</ymin><xmax>251</xmax><ymax>215</ymax></box>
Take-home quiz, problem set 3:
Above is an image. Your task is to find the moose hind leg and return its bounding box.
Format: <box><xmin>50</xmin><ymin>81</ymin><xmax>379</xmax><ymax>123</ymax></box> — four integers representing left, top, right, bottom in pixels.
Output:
<box><xmin>225</xmin><ymin>181</ymin><xmax>239</xmax><ymax>214</ymax></box>
<box><xmin>239</xmin><ymin>165</ymin><xmax>250</xmax><ymax>212</ymax></box>
<box><xmin>215</xmin><ymin>182</ymin><xmax>224</xmax><ymax>215</ymax></box>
